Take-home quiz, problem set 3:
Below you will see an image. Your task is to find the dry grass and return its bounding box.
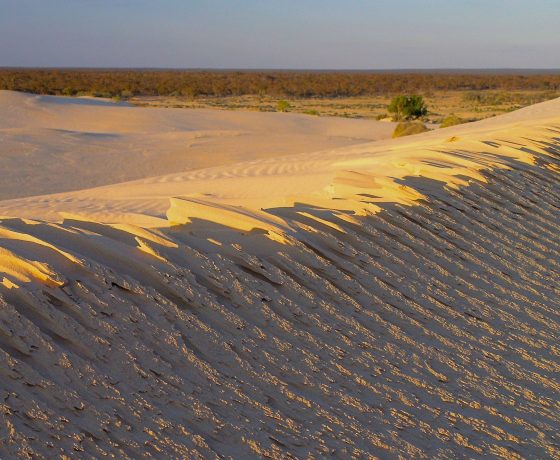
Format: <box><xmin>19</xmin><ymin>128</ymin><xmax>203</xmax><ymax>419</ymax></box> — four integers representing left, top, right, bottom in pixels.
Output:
<box><xmin>129</xmin><ymin>90</ymin><xmax>559</xmax><ymax>123</ymax></box>
<box><xmin>392</xmin><ymin>121</ymin><xmax>428</xmax><ymax>138</ymax></box>
<box><xmin>2</xmin><ymin>69</ymin><xmax>557</xmax><ymax>123</ymax></box>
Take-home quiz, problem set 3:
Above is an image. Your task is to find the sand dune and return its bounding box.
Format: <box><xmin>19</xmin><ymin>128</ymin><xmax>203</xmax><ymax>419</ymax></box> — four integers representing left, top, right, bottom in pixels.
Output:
<box><xmin>0</xmin><ymin>90</ymin><xmax>394</xmax><ymax>200</ymax></box>
<box><xmin>0</xmin><ymin>93</ymin><xmax>558</xmax><ymax>458</ymax></box>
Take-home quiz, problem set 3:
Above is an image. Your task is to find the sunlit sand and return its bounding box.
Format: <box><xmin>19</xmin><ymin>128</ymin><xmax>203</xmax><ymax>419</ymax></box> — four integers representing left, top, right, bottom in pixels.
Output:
<box><xmin>0</xmin><ymin>90</ymin><xmax>558</xmax><ymax>458</ymax></box>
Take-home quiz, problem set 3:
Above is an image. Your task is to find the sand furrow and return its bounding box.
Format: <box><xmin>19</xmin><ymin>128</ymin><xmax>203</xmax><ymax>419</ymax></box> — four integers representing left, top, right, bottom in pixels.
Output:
<box><xmin>0</xmin><ymin>95</ymin><xmax>559</xmax><ymax>458</ymax></box>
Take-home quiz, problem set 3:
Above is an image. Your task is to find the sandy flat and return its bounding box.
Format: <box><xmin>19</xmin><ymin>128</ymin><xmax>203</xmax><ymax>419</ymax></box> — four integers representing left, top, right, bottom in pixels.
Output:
<box><xmin>0</xmin><ymin>91</ymin><xmax>558</xmax><ymax>459</ymax></box>
<box><xmin>0</xmin><ymin>90</ymin><xmax>395</xmax><ymax>200</ymax></box>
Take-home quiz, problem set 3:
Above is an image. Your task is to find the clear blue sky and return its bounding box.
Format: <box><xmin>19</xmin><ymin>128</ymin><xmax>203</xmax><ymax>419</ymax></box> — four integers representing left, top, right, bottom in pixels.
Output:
<box><xmin>1</xmin><ymin>0</ymin><xmax>559</xmax><ymax>68</ymax></box>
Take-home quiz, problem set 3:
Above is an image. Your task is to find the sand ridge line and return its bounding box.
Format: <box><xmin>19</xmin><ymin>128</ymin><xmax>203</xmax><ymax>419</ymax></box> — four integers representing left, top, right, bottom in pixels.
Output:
<box><xmin>0</xmin><ymin>94</ymin><xmax>558</xmax><ymax>458</ymax></box>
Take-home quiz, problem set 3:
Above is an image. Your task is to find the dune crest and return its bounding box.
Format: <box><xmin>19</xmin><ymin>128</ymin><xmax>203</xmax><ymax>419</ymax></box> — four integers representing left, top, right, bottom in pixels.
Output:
<box><xmin>0</xmin><ymin>95</ymin><xmax>558</xmax><ymax>458</ymax></box>
<box><xmin>1</xmin><ymin>97</ymin><xmax>558</xmax><ymax>231</ymax></box>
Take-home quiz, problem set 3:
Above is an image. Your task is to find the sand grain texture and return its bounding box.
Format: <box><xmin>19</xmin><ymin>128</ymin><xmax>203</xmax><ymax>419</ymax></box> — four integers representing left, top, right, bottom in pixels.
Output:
<box><xmin>0</xmin><ymin>91</ymin><xmax>394</xmax><ymax>200</ymax></box>
<box><xmin>0</xmin><ymin>91</ymin><xmax>559</xmax><ymax>459</ymax></box>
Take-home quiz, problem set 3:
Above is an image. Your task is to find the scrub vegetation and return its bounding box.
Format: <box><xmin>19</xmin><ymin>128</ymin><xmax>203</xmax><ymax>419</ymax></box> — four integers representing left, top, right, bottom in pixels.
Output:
<box><xmin>440</xmin><ymin>114</ymin><xmax>465</xmax><ymax>128</ymax></box>
<box><xmin>1</xmin><ymin>69</ymin><xmax>558</xmax><ymax>122</ymax></box>
<box><xmin>387</xmin><ymin>95</ymin><xmax>428</xmax><ymax>120</ymax></box>
<box><xmin>2</xmin><ymin>69</ymin><xmax>560</xmax><ymax>98</ymax></box>
<box><xmin>392</xmin><ymin>121</ymin><xmax>429</xmax><ymax>138</ymax></box>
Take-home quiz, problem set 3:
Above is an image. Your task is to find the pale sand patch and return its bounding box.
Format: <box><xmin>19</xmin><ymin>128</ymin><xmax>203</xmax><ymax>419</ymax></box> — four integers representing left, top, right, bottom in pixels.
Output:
<box><xmin>0</xmin><ymin>90</ymin><xmax>395</xmax><ymax>200</ymax></box>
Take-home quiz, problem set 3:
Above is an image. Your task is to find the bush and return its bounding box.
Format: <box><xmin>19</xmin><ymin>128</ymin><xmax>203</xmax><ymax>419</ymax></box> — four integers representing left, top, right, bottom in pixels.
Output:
<box><xmin>120</xmin><ymin>89</ymin><xmax>134</xmax><ymax>99</ymax></box>
<box><xmin>440</xmin><ymin>114</ymin><xmax>464</xmax><ymax>128</ymax></box>
<box><xmin>62</xmin><ymin>87</ymin><xmax>77</xmax><ymax>96</ymax></box>
<box><xmin>277</xmin><ymin>100</ymin><xmax>290</xmax><ymax>112</ymax></box>
<box><xmin>392</xmin><ymin>121</ymin><xmax>429</xmax><ymax>138</ymax></box>
<box><xmin>388</xmin><ymin>95</ymin><xmax>428</xmax><ymax>121</ymax></box>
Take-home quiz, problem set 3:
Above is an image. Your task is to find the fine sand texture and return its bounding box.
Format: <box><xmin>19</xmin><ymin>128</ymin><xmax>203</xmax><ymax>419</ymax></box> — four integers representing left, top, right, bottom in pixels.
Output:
<box><xmin>0</xmin><ymin>91</ymin><xmax>558</xmax><ymax>459</ymax></box>
<box><xmin>0</xmin><ymin>91</ymin><xmax>394</xmax><ymax>200</ymax></box>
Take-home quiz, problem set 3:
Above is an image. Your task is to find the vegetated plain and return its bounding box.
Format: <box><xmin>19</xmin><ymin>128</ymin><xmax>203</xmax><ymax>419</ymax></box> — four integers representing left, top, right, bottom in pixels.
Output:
<box><xmin>133</xmin><ymin>90</ymin><xmax>560</xmax><ymax>123</ymax></box>
<box><xmin>2</xmin><ymin>69</ymin><xmax>559</xmax><ymax>122</ymax></box>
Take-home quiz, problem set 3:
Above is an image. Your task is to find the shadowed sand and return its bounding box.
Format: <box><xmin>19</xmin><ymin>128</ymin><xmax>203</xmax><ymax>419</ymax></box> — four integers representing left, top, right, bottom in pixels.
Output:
<box><xmin>0</xmin><ymin>92</ymin><xmax>558</xmax><ymax>458</ymax></box>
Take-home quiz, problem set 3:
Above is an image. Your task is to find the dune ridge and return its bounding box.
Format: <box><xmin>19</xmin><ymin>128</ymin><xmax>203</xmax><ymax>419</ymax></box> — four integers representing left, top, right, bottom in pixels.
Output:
<box><xmin>0</xmin><ymin>94</ymin><xmax>558</xmax><ymax>458</ymax></box>
<box><xmin>1</xmin><ymin>98</ymin><xmax>558</xmax><ymax>229</ymax></box>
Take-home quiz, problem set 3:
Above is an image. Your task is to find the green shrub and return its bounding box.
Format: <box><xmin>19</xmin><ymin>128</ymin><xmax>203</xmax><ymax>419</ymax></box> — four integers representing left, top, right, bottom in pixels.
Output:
<box><xmin>388</xmin><ymin>95</ymin><xmax>427</xmax><ymax>121</ymax></box>
<box><xmin>62</xmin><ymin>87</ymin><xmax>77</xmax><ymax>96</ymax></box>
<box><xmin>277</xmin><ymin>100</ymin><xmax>291</xmax><ymax>112</ymax></box>
<box><xmin>440</xmin><ymin>114</ymin><xmax>464</xmax><ymax>128</ymax></box>
<box><xmin>303</xmin><ymin>109</ymin><xmax>320</xmax><ymax>116</ymax></box>
<box><xmin>392</xmin><ymin>121</ymin><xmax>429</xmax><ymax>138</ymax></box>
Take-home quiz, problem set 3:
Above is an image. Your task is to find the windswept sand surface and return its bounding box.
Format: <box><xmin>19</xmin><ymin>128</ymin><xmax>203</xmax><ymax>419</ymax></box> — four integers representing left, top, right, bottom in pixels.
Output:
<box><xmin>0</xmin><ymin>91</ymin><xmax>394</xmax><ymax>200</ymax></box>
<box><xmin>0</xmin><ymin>92</ymin><xmax>559</xmax><ymax>459</ymax></box>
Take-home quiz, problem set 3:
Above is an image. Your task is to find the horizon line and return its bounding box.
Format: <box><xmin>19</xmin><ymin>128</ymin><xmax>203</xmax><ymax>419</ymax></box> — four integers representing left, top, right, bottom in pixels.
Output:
<box><xmin>1</xmin><ymin>67</ymin><xmax>560</xmax><ymax>74</ymax></box>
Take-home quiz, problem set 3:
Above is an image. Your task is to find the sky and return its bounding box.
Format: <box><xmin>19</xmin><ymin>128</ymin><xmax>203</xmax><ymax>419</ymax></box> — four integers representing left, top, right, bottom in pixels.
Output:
<box><xmin>0</xmin><ymin>0</ymin><xmax>559</xmax><ymax>69</ymax></box>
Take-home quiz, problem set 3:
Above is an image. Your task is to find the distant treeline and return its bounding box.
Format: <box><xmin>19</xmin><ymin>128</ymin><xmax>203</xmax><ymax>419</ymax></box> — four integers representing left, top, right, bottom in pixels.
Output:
<box><xmin>1</xmin><ymin>69</ymin><xmax>560</xmax><ymax>98</ymax></box>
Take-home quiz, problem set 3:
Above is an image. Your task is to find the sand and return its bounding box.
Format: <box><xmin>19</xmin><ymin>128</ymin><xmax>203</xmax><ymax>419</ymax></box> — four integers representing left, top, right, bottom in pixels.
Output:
<box><xmin>0</xmin><ymin>90</ymin><xmax>558</xmax><ymax>459</ymax></box>
<box><xmin>0</xmin><ymin>91</ymin><xmax>394</xmax><ymax>200</ymax></box>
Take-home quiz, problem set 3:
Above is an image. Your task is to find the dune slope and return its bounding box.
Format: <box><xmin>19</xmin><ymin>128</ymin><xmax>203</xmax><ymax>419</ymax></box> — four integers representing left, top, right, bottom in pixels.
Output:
<box><xmin>0</xmin><ymin>96</ymin><xmax>558</xmax><ymax>459</ymax></box>
<box><xmin>0</xmin><ymin>90</ymin><xmax>394</xmax><ymax>200</ymax></box>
